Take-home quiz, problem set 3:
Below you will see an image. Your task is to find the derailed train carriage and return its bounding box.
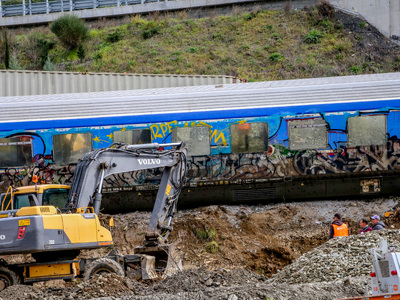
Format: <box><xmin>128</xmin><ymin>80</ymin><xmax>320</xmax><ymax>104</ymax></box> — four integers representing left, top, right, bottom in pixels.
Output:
<box><xmin>1</xmin><ymin>72</ymin><xmax>400</xmax><ymax>211</ymax></box>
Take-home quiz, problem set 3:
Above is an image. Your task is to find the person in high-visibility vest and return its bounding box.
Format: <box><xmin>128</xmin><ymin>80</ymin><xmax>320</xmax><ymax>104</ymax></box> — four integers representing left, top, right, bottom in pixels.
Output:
<box><xmin>329</xmin><ymin>213</ymin><xmax>349</xmax><ymax>239</ymax></box>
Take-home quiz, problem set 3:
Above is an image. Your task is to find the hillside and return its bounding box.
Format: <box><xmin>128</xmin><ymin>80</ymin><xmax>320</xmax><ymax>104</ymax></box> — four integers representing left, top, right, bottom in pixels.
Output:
<box><xmin>3</xmin><ymin>2</ymin><xmax>400</xmax><ymax>81</ymax></box>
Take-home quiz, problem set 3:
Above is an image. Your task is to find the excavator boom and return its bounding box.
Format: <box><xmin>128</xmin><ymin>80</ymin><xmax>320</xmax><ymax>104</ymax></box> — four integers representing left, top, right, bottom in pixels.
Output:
<box><xmin>67</xmin><ymin>142</ymin><xmax>187</xmax><ymax>242</ymax></box>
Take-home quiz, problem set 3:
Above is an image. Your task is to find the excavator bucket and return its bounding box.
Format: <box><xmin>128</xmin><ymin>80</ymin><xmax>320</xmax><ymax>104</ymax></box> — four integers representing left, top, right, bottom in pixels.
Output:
<box><xmin>163</xmin><ymin>244</ymin><xmax>182</xmax><ymax>278</ymax></box>
<box><xmin>134</xmin><ymin>243</ymin><xmax>182</xmax><ymax>279</ymax></box>
<box><xmin>141</xmin><ymin>255</ymin><xmax>157</xmax><ymax>280</ymax></box>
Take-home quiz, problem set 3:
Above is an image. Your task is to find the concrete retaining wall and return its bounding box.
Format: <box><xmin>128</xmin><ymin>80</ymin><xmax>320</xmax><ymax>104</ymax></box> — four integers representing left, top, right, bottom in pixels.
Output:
<box><xmin>0</xmin><ymin>0</ymin><xmax>317</xmax><ymax>27</ymax></box>
<box><xmin>330</xmin><ymin>0</ymin><xmax>400</xmax><ymax>43</ymax></box>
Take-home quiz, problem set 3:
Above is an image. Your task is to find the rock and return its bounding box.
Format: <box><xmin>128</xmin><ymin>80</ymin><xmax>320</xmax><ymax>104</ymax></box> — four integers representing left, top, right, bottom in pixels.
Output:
<box><xmin>228</xmin><ymin>294</ymin><xmax>238</xmax><ymax>300</ymax></box>
<box><xmin>205</xmin><ymin>278</ymin><xmax>213</xmax><ymax>286</ymax></box>
<box><xmin>344</xmin><ymin>277</ymin><xmax>351</xmax><ymax>285</ymax></box>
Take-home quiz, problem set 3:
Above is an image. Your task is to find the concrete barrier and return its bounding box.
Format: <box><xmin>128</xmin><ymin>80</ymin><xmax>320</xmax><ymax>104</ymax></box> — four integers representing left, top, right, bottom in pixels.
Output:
<box><xmin>330</xmin><ymin>0</ymin><xmax>400</xmax><ymax>44</ymax></box>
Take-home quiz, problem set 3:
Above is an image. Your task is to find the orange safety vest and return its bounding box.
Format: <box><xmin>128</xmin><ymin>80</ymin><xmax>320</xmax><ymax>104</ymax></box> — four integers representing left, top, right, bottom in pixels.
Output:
<box><xmin>332</xmin><ymin>223</ymin><xmax>349</xmax><ymax>237</ymax></box>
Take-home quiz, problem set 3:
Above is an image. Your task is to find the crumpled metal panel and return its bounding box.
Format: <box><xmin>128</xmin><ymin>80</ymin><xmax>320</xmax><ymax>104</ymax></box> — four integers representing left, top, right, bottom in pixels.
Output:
<box><xmin>171</xmin><ymin>127</ymin><xmax>210</xmax><ymax>156</ymax></box>
<box><xmin>52</xmin><ymin>133</ymin><xmax>93</xmax><ymax>164</ymax></box>
<box><xmin>113</xmin><ymin>129</ymin><xmax>151</xmax><ymax>145</ymax></box>
<box><xmin>0</xmin><ymin>137</ymin><xmax>33</xmax><ymax>167</ymax></box>
<box><xmin>347</xmin><ymin>115</ymin><xmax>386</xmax><ymax>147</ymax></box>
<box><xmin>231</xmin><ymin>122</ymin><xmax>268</xmax><ymax>153</ymax></box>
<box><xmin>289</xmin><ymin>118</ymin><xmax>328</xmax><ymax>151</ymax></box>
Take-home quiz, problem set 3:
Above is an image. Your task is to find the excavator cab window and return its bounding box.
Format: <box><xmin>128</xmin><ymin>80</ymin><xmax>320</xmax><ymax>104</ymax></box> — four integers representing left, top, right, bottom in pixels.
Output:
<box><xmin>14</xmin><ymin>194</ymin><xmax>32</xmax><ymax>209</ymax></box>
<box><xmin>42</xmin><ymin>188</ymin><xmax>69</xmax><ymax>209</ymax></box>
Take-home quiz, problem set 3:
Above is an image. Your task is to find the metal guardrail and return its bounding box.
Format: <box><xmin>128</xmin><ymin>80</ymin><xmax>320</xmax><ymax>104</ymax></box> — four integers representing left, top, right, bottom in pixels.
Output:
<box><xmin>0</xmin><ymin>0</ymin><xmax>163</xmax><ymax>17</ymax></box>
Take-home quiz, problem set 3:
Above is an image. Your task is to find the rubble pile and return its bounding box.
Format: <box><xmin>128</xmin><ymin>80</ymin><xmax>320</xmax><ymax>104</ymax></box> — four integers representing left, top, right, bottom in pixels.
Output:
<box><xmin>270</xmin><ymin>229</ymin><xmax>400</xmax><ymax>284</ymax></box>
<box><xmin>1</xmin><ymin>199</ymin><xmax>399</xmax><ymax>300</ymax></box>
<box><xmin>152</xmin><ymin>267</ymin><xmax>265</xmax><ymax>293</ymax></box>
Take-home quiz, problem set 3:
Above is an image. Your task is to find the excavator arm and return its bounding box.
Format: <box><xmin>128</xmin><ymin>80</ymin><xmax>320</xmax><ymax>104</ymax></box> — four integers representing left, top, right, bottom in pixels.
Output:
<box><xmin>67</xmin><ymin>142</ymin><xmax>188</xmax><ymax>243</ymax></box>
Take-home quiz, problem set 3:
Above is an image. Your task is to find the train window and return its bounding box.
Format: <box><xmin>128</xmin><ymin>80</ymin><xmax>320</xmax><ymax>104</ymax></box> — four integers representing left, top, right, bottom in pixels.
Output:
<box><xmin>171</xmin><ymin>126</ymin><xmax>210</xmax><ymax>156</ymax></box>
<box><xmin>53</xmin><ymin>133</ymin><xmax>92</xmax><ymax>164</ymax></box>
<box><xmin>113</xmin><ymin>129</ymin><xmax>151</xmax><ymax>144</ymax></box>
<box><xmin>0</xmin><ymin>137</ymin><xmax>33</xmax><ymax>167</ymax></box>
<box><xmin>231</xmin><ymin>122</ymin><xmax>268</xmax><ymax>153</ymax></box>
<box><xmin>288</xmin><ymin>119</ymin><xmax>328</xmax><ymax>151</ymax></box>
<box><xmin>347</xmin><ymin>115</ymin><xmax>387</xmax><ymax>147</ymax></box>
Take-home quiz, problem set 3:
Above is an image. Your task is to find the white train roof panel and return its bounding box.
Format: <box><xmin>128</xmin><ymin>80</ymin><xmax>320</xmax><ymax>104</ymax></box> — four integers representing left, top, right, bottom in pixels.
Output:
<box><xmin>1</xmin><ymin>72</ymin><xmax>400</xmax><ymax>124</ymax></box>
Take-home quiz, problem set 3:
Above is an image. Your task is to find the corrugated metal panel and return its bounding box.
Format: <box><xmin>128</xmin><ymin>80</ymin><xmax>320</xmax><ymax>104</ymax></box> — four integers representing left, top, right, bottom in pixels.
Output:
<box><xmin>1</xmin><ymin>72</ymin><xmax>400</xmax><ymax>124</ymax></box>
<box><xmin>0</xmin><ymin>70</ymin><xmax>239</xmax><ymax>97</ymax></box>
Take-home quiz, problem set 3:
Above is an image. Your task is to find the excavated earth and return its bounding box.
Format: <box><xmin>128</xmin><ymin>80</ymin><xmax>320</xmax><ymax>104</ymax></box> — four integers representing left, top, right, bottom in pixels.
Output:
<box><xmin>1</xmin><ymin>198</ymin><xmax>400</xmax><ymax>300</ymax></box>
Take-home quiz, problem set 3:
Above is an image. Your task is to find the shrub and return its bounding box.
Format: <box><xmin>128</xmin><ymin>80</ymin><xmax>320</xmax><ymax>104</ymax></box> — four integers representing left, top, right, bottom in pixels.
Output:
<box><xmin>4</xmin><ymin>31</ymin><xmax>10</xmax><ymax>69</ymax></box>
<box><xmin>349</xmin><ymin>65</ymin><xmax>360</xmax><ymax>74</ymax></box>
<box><xmin>141</xmin><ymin>21</ymin><xmax>160</xmax><ymax>39</ymax></box>
<box><xmin>269</xmin><ymin>52</ymin><xmax>284</xmax><ymax>62</ymax></box>
<box><xmin>43</xmin><ymin>56</ymin><xmax>56</xmax><ymax>71</ymax></box>
<box><xmin>77</xmin><ymin>44</ymin><xmax>85</xmax><ymax>61</ymax></box>
<box><xmin>187</xmin><ymin>47</ymin><xmax>198</xmax><ymax>53</ymax></box>
<box><xmin>50</xmin><ymin>15</ymin><xmax>89</xmax><ymax>50</ymax></box>
<box><xmin>37</xmin><ymin>38</ymin><xmax>56</xmax><ymax>67</ymax></box>
<box><xmin>359</xmin><ymin>22</ymin><xmax>366</xmax><ymax>28</ymax></box>
<box><xmin>10</xmin><ymin>55</ymin><xmax>23</xmax><ymax>70</ymax></box>
<box><xmin>316</xmin><ymin>0</ymin><xmax>335</xmax><ymax>19</ymax></box>
<box><xmin>335</xmin><ymin>53</ymin><xmax>343</xmax><ymax>60</ymax></box>
<box><xmin>195</xmin><ymin>228</ymin><xmax>216</xmax><ymax>240</ymax></box>
<box><xmin>106</xmin><ymin>30</ymin><xmax>123</xmax><ymax>43</ymax></box>
<box><xmin>206</xmin><ymin>241</ymin><xmax>219</xmax><ymax>253</ymax></box>
<box><xmin>244</xmin><ymin>12</ymin><xmax>255</xmax><ymax>20</ymax></box>
<box><xmin>304</xmin><ymin>30</ymin><xmax>322</xmax><ymax>44</ymax></box>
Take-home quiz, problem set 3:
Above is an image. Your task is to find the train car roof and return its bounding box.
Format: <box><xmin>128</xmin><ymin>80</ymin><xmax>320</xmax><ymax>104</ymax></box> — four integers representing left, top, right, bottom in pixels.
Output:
<box><xmin>1</xmin><ymin>72</ymin><xmax>400</xmax><ymax>130</ymax></box>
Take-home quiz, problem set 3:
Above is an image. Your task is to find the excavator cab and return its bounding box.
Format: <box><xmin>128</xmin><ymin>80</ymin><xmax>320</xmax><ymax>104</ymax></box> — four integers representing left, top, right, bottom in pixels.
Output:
<box><xmin>0</xmin><ymin>185</ymin><xmax>70</xmax><ymax>212</ymax></box>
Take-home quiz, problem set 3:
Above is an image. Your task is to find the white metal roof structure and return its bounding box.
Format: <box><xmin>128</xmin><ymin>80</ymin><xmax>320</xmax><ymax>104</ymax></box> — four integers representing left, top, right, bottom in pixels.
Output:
<box><xmin>1</xmin><ymin>72</ymin><xmax>400</xmax><ymax>125</ymax></box>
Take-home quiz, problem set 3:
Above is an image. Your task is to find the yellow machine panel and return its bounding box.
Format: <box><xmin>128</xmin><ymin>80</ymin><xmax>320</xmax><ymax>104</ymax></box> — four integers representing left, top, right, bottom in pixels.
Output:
<box><xmin>14</xmin><ymin>185</ymin><xmax>70</xmax><ymax>195</ymax></box>
<box><xmin>16</xmin><ymin>206</ymin><xmax>58</xmax><ymax>216</ymax></box>
<box><xmin>42</xmin><ymin>215</ymin><xmax>64</xmax><ymax>230</ymax></box>
<box><xmin>24</xmin><ymin>262</ymin><xmax>79</xmax><ymax>279</ymax></box>
<box><xmin>61</xmin><ymin>214</ymin><xmax>98</xmax><ymax>243</ymax></box>
<box><xmin>41</xmin><ymin>212</ymin><xmax>113</xmax><ymax>245</ymax></box>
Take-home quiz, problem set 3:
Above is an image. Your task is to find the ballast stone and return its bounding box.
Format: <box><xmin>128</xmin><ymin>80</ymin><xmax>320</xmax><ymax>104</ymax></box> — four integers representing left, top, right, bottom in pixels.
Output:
<box><xmin>270</xmin><ymin>230</ymin><xmax>400</xmax><ymax>284</ymax></box>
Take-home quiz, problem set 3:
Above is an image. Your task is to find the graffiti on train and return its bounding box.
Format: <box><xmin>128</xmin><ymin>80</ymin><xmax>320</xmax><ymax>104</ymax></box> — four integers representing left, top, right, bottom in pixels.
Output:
<box><xmin>2</xmin><ymin>139</ymin><xmax>400</xmax><ymax>190</ymax></box>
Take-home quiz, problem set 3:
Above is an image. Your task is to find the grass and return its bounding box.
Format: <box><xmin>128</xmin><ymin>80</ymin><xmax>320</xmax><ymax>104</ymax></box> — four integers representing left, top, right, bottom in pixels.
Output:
<box><xmin>1</xmin><ymin>6</ymin><xmax>399</xmax><ymax>80</ymax></box>
<box><xmin>195</xmin><ymin>228</ymin><xmax>216</xmax><ymax>240</ymax></box>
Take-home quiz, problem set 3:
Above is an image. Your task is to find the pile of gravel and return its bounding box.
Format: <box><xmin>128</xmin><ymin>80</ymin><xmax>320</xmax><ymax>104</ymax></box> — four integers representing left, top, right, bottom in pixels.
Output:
<box><xmin>270</xmin><ymin>229</ymin><xmax>400</xmax><ymax>284</ymax></box>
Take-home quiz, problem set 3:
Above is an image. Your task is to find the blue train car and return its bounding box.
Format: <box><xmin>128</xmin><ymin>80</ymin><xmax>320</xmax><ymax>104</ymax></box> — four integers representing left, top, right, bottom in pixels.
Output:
<box><xmin>1</xmin><ymin>72</ymin><xmax>400</xmax><ymax>211</ymax></box>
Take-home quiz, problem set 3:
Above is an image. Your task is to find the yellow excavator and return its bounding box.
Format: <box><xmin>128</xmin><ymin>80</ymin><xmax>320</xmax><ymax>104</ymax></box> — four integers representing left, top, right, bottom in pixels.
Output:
<box><xmin>0</xmin><ymin>142</ymin><xmax>187</xmax><ymax>290</ymax></box>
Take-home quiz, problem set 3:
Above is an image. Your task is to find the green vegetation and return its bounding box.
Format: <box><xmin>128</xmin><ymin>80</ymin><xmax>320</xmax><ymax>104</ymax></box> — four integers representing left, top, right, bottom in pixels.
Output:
<box><xmin>194</xmin><ymin>227</ymin><xmax>219</xmax><ymax>254</ymax></box>
<box><xmin>304</xmin><ymin>30</ymin><xmax>322</xmax><ymax>44</ymax></box>
<box><xmin>50</xmin><ymin>15</ymin><xmax>89</xmax><ymax>50</ymax></box>
<box><xmin>195</xmin><ymin>228</ymin><xmax>216</xmax><ymax>240</ymax></box>
<box><xmin>205</xmin><ymin>241</ymin><xmax>219</xmax><ymax>254</ymax></box>
<box><xmin>0</xmin><ymin>5</ymin><xmax>399</xmax><ymax>79</ymax></box>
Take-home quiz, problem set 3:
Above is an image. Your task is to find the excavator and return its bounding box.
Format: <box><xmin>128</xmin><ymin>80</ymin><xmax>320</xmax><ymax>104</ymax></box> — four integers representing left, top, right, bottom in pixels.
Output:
<box><xmin>0</xmin><ymin>142</ymin><xmax>188</xmax><ymax>290</ymax></box>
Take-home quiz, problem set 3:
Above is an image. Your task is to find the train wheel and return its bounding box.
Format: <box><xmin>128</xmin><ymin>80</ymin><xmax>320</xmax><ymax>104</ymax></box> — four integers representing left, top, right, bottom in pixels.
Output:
<box><xmin>83</xmin><ymin>258</ymin><xmax>124</xmax><ymax>281</ymax></box>
<box><xmin>0</xmin><ymin>266</ymin><xmax>20</xmax><ymax>291</ymax></box>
